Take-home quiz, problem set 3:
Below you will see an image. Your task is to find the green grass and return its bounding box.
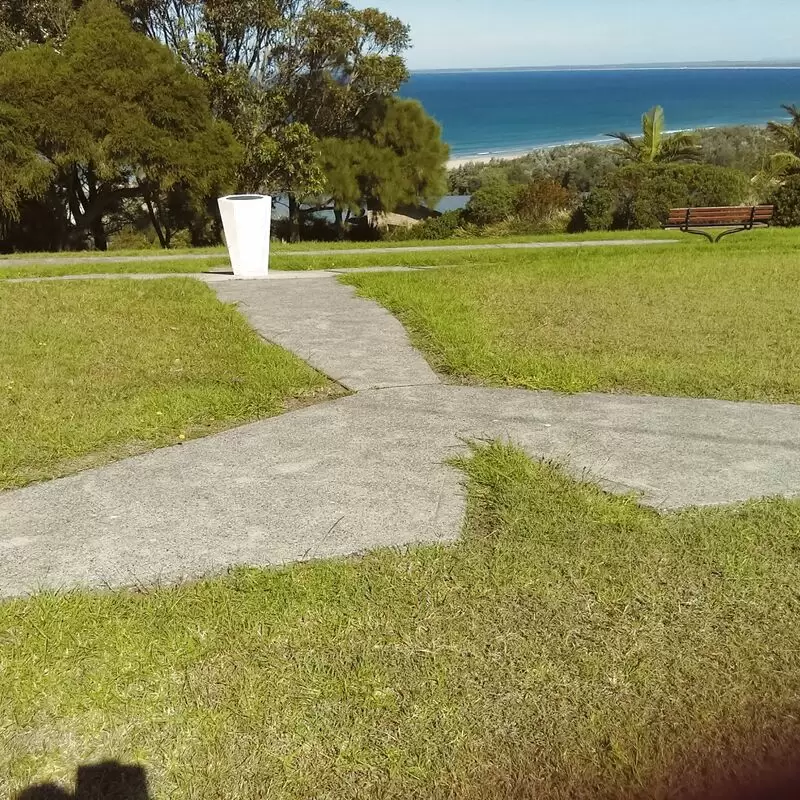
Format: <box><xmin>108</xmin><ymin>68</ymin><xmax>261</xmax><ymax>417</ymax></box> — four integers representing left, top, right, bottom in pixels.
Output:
<box><xmin>271</xmin><ymin>228</ymin><xmax>684</xmax><ymax>250</ymax></box>
<box><xmin>0</xmin><ymin>279</ymin><xmax>339</xmax><ymax>490</ymax></box>
<box><xmin>0</xmin><ymin>229</ymin><xmax>688</xmax><ymax>279</ymax></box>
<box><xmin>3</xmin><ymin>442</ymin><xmax>800</xmax><ymax>798</ymax></box>
<box><xmin>0</xmin><ymin>238</ymin><xmax>691</xmax><ymax>280</ymax></box>
<box><xmin>0</xmin><ymin>245</ymin><xmax>227</xmax><ymax>260</ymax></box>
<box><xmin>0</xmin><ymin>257</ymin><xmax>232</xmax><ymax>280</ymax></box>
<box><xmin>0</xmin><ymin>228</ymin><xmax>683</xmax><ymax>260</ymax></box>
<box><xmin>342</xmin><ymin>229</ymin><xmax>800</xmax><ymax>403</ymax></box>
<box><xmin>4</xmin><ymin>227</ymin><xmax>798</xmax><ymax>281</ymax></box>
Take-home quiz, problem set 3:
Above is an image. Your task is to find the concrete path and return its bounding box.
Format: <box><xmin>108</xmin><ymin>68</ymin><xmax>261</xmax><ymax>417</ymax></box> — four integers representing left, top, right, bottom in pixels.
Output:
<box><xmin>0</xmin><ymin>237</ymin><xmax>677</xmax><ymax>268</ymax></box>
<box><xmin>2</xmin><ymin>269</ymin><xmax>800</xmax><ymax>597</ymax></box>
<box><xmin>212</xmin><ymin>279</ymin><xmax>439</xmax><ymax>391</ymax></box>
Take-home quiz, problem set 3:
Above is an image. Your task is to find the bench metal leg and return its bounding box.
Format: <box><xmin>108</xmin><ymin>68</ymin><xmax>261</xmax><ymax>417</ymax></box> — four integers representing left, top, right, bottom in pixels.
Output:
<box><xmin>680</xmin><ymin>226</ymin><xmax>751</xmax><ymax>243</ymax></box>
<box><xmin>681</xmin><ymin>227</ymin><xmax>715</xmax><ymax>243</ymax></box>
<box><xmin>714</xmin><ymin>226</ymin><xmax>749</xmax><ymax>243</ymax></box>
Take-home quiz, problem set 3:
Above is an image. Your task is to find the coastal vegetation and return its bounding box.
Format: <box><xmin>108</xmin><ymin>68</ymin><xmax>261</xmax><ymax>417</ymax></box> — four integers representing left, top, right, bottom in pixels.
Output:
<box><xmin>437</xmin><ymin>122</ymin><xmax>792</xmax><ymax>239</ymax></box>
<box><xmin>579</xmin><ymin>163</ymin><xmax>751</xmax><ymax>231</ymax></box>
<box><xmin>1</xmin><ymin>0</ymin><xmax>798</xmax><ymax>249</ymax></box>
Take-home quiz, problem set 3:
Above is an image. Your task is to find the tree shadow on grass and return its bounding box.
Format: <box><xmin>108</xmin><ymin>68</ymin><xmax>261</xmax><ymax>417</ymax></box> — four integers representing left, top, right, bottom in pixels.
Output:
<box><xmin>15</xmin><ymin>761</ymin><xmax>149</xmax><ymax>800</ymax></box>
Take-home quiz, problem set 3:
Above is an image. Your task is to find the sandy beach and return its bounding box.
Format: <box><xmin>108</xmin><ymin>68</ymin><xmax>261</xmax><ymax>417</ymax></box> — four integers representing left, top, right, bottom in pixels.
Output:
<box><xmin>447</xmin><ymin>150</ymin><xmax>540</xmax><ymax>169</ymax></box>
<box><xmin>446</xmin><ymin>139</ymin><xmax>611</xmax><ymax>169</ymax></box>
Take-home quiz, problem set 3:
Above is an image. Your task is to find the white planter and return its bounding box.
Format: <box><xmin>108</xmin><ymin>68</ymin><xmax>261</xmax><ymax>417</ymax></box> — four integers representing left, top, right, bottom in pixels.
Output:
<box><xmin>217</xmin><ymin>194</ymin><xmax>272</xmax><ymax>278</ymax></box>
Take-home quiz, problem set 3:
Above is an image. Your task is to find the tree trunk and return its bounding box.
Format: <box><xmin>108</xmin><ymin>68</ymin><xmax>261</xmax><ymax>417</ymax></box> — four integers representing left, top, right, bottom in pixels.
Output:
<box><xmin>288</xmin><ymin>194</ymin><xmax>301</xmax><ymax>243</ymax></box>
<box><xmin>91</xmin><ymin>217</ymin><xmax>108</xmax><ymax>251</ymax></box>
<box><xmin>145</xmin><ymin>193</ymin><xmax>168</xmax><ymax>249</ymax></box>
<box><xmin>85</xmin><ymin>163</ymin><xmax>107</xmax><ymax>251</ymax></box>
<box><xmin>334</xmin><ymin>207</ymin><xmax>345</xmax><ymax>240</ymax></box>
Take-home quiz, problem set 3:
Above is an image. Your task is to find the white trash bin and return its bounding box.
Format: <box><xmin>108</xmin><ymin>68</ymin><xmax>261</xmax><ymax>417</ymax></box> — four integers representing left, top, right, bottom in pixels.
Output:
<box><xmin>217</xmin><ymin>194</ymin><xmax>272</xmax><ymax>279</ymax></box>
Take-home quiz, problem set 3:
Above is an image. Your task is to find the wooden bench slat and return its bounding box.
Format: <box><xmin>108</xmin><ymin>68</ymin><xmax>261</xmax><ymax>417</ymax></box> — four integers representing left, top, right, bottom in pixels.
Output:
<box><xmin>663</xmin><ymin>204</ymin><xmax>773</xmax><ymax>241</ymax></box>
<box><xmin>689</xmin><ymin>210</ymin><xmax>767</xmax><ymax>216</ymax></box>
<box><xmin>685</xmin><ymin>213</ymin><xmax>754</xmax><ymax>219</ymax></box>
<box><xmin>670</xmin><ymin>206</ymin><xmax>773</xmax><ymax>213</ymax></box>
<box><xmin>687</xmin><ymin>216</ymin><xmax>758</xmax><ymax>223</ymax></box>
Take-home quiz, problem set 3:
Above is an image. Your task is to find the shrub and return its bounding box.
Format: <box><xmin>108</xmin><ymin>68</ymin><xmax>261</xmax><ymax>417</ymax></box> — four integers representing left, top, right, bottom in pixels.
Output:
<box><xmin>386</xmin><ymin>210</ymin><xmax>469</xmax><ymax>241</ymax></box>
<box><xmin>108</xmin><ymin>225</ymin><xmax>160</xmax><ymax>251</ymax></box>
<box><xmin>465</xmin><ymin>178</ymin><xmax>517</xmax><ymax>226</ymax></box>
<box><xmin>514</xmin><ymin>179</ymin><xmax>575</xmax><ymax>231</ymax></box>
<box><xmin>579</xmin><ymin>164</ymin><xmax>750</xmax><ymax>231</ymax></box>
<box><xmin>769</xmin><ymin>175</ymin><xmax>800</xmax><ymax>227</ymax></box>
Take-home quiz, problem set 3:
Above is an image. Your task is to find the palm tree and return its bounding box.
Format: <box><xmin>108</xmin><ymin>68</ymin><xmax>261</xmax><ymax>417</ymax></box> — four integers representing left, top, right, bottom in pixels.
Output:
<box><xmin>764</xmin><ymin>104</ymin><xmax>800</xmax><ymax>176</ymax></box>
<box><xmin>606</xmin><ymin>106</ymin><xmax>700</xmax><ymax>164</ymax></box>
<box><xmin>749</xmin><ymin>105</ymin><xmax>800</xmax><ymax>196</ymax></box>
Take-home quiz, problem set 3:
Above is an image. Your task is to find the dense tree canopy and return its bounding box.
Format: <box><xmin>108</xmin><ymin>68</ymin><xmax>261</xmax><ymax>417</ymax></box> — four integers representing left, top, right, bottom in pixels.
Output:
<box><xmin>319</xmin><ymin>98</ymin><xmax>448</xmax><ymax>234</ymax></box>
<box><xmin>0</xmin><ymin>0</ymin><xmax>239</xmax><ymax>250</ymax></box>
<box><xmin>126</xmin><ymin>0</ymin><xmax>416</xmax><ymax>223</ymax></box>
<box><xmin>0</xmin><ymin>0</ymin><xmax>449</xmax><ymax>248</ymax></box>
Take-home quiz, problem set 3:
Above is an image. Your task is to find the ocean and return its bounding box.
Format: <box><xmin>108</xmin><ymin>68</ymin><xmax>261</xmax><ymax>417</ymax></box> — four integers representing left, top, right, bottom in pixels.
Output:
<box><xmin>400</xmin><ymin>68</ymin><xmax>800</xmax><ymax>159</ymax></box>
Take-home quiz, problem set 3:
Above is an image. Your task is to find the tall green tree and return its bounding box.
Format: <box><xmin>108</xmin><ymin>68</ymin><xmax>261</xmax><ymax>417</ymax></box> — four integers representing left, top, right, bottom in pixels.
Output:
<box><xmin>126</xmin><ymin>0</ymin><xmax>412</xmax><ymax>238</ymax></box>
<box><xmin>318</xmin><ymin>98</ymin><xmax>448</xmax><ymax>236</ymax></box>
<box><xmin>607</xmin><ymin>106</ymin><xmax>700</xmax><ymax>164</ymax></box>
<box><xmin>1</xmin><ymin>0</ymin><xmax>446</xmax><ymax>244</ymax></box>
<box><xmin>0</xmin><ymin>0</ymin><xmax>239</xmax><ymax>250</ymax></box>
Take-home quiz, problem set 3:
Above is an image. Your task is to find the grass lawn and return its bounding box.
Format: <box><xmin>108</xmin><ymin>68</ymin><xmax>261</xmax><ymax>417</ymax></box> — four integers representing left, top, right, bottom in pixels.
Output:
<box><xmin>0</xmin><ymin>245</ymin><xmax>227</xmax><ymax>260</ymax></box>
<box><xmin>3</xmin><ymin>442</ymin><xmax>800</xmax><ymax>798</ymax></box>
<box><xmin>1</xmin><ymin>227</ymin><xmax>797</xmax><ymax>282</ymax></box>
<box><xmin>0</xmin><ymin>278</ymin><xmax>338</xmax><ymax>490</ymax></box>
<box><xmin>0</xmin><ymin>228</ymin><xmax>683</xmax><ymax>260</ymax></box>
<box><xmin>0</xmin><ymin>257</ymin><xmax>232</xmax><ymax>280</ymax></box>
<box><xmin>271</xmin><ymin>228</ymin><xmax>685</xmax><ymax>251</ymax></box>
<box><xmin>343</xmin><ymin>229</ymin><xmax>800</xmax><ymax>403</ymax></box>
<box><xmin>0</xmin><ymin>229</ymin><xmax>688</xmax><ymax>280</ymax></box>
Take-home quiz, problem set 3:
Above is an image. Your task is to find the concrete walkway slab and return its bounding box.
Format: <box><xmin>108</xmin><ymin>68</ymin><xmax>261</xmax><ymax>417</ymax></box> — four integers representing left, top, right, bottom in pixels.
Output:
<box><xmin>212</xmin><ymin>278</ymin><xmax>440</xmax><ymax>391</ymax></box>
<box><xmin>3</xmin><ymin>384</ymin><xmax>800</xmax><ymax>596</ymax></box>
<box><xmin>2</xmin><ymin>266</ymin><xmax>800</xmax><ymax>597</ymax></box>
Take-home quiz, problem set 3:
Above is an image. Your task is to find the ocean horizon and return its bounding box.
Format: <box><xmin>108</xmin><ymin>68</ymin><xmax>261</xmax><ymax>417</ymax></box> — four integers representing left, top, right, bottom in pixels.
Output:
<box><xmin>399</xmin><ymin>68</ymin><xmax>800</xmax><ymax>159</ymax></box>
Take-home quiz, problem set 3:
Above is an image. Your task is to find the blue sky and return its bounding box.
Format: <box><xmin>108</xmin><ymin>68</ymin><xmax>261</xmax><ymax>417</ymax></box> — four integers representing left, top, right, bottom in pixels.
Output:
<box><xmin>353</xmin><ymin>0</ymin><xmax>799</xmax><ymax>71</ymax></box>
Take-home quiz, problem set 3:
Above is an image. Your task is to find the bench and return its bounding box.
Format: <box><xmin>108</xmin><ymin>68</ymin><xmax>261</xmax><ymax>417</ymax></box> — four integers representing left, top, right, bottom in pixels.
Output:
<box><xmin>663</xmin><ymin>205</ymin><xmax>774</xmax><ymax>243</ymax></box>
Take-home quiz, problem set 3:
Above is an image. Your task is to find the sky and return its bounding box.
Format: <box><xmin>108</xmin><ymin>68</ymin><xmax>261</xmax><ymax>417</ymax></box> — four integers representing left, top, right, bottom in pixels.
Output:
<box><xmin>352</xmin><ymin>0</ymin><xmax>800</xmax><ymax>71</ymax></box>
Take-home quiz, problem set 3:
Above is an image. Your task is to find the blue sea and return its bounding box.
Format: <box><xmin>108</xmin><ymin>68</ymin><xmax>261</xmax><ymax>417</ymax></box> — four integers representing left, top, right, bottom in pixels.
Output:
<box><xmin>400</xmin><ymin>68</ymin><xmax>800</xmax><ymax>159</ymax></box>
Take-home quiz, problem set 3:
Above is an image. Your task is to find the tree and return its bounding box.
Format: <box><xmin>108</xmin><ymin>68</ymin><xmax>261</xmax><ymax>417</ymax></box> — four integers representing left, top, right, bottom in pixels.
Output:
<box><xmin>466</xmin><ymin>176</ymin><xmax>517</xmax><ymax>227</ymax></box>
<box><xmin>318</xmin><ymin>98</ymin><xmax>448</xmax><ymax>237</ymax></box>
<box><xmin>607</xmin><ymin>106</ymin><xmax>700</xmax><ymax>164</ymax></box>
<box><xmin>0</xmin><ymin>105</ymin><xmax>50</xmax><ymax>220</ymax></box>
<box><xmin>0</xmin><ymin>0</ymin><xmax>239</xmax><ymax>250</ymax></box>
<box><xmin>126</xmin><ymin>0</ymin><xmax>412</xmax><ymax>239</ymax></box>
<box><xmin>1</xmin><ymin>0</ymin><xmax>443</xmax><ymax>245</ymax></box>
<box><xmin>0</xmin><ymin>0</ymin><xmax>77</xmax><ymax>53</ymax></box>
<box><xmin>767</xmin><ymin>104</ymin><xmax>800</xmax><ymax>167</ymax></box>
<box><xmin>754</xmin><ymin>104</ymin><xmax>800</xmax><ymax>193</ymax></box>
